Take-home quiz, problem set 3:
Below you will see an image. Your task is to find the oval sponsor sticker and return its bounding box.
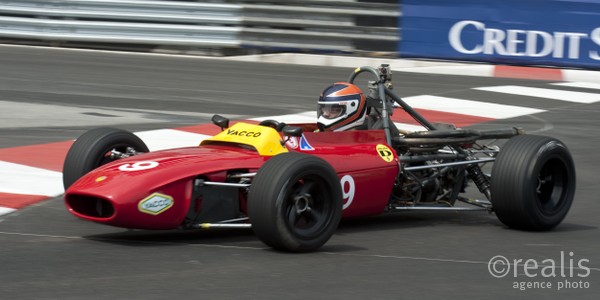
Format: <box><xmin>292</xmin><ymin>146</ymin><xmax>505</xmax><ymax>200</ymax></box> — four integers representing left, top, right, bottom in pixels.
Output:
<box><xmin>376</xmin><ymin>144</ymin><xmax>394</xmax><ymax>162</ymax></box>
<box><xmin>138</xmin><ymin>193</ymin><xmax>174</xmax><ymax>215</ymax></box>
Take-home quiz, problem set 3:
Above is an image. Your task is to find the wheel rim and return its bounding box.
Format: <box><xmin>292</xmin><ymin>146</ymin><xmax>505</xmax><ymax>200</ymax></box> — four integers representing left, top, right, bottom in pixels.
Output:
<box><xmin>282</xmin><ymin>175</ymin><xmax>333</xmax><ymax>239</ymax></box>
<box><xmin>535</xmin><ymin>157</ymin><xmax>568</xmax><ymax>214</ymax></box>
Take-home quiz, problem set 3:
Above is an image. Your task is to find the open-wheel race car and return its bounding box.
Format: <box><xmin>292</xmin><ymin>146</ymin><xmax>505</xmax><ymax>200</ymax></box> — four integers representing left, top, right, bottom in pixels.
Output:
<box><xmin>63</xmin><ymin>65</ymin><xmax>576</xmax><ymax>252</ymax></box>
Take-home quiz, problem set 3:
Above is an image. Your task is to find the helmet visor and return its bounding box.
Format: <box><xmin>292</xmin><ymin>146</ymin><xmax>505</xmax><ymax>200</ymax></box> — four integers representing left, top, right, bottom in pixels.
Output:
<box><xmin>318</xmin><ymin>103</ymin><xmax>346</xmax><ymax>119</ymax></box>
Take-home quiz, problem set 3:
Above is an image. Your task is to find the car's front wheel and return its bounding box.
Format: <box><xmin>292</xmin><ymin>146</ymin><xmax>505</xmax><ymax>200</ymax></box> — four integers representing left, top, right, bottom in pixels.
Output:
<box><xmin>248</xmin><ymin>153</ymin><xmax>343</xmax><ymax>252</ymax></box>
<box><xmin>63</xmin><ymin>127</ymin><xmax>149</xmax><ymax>190</ymax></box>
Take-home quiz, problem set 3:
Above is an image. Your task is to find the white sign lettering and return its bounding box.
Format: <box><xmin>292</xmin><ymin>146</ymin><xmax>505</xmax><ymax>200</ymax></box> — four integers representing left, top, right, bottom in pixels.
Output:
<box><xmin>448</xmin><ymin>20</ymin><xmax>600</xmax><ymax>60</ymax></box>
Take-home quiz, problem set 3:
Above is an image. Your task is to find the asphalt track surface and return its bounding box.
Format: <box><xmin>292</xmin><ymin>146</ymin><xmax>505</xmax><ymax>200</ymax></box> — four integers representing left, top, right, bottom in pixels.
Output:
<box><xmin>1</xmin><ymin>45</ymin><xmax>599</xmax><ymax>299</ymax></box>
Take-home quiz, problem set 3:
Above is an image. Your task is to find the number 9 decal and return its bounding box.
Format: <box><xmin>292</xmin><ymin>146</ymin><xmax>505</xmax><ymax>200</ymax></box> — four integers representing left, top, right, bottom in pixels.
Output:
<box><xmin>340</xmin><ymin>175</ymin><xmax>355</xmax><ymax>210</ymax></box>
<box><xmin>118</xmin><ymin>161</ymin><xmax>159</xmax><ymax>172</ymax></box>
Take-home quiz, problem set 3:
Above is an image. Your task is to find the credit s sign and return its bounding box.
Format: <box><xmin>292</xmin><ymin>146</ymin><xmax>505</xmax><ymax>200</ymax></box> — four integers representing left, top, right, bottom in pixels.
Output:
<box><xmin>449</xmin><ymin>20</ymin><xmax>600</xmax><ymax>61</ymax></box>
<box><xmin>399</xmin><ymin>0</ymin><xmax>600</xmax><ymax>69</ymax></box>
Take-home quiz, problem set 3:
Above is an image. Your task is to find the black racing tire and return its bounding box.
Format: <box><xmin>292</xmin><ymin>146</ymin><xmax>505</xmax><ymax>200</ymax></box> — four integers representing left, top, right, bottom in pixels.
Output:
<box><xmin>62</xmin><ymin>127</ymin><xmax>149</xmax><ymax>190</ymax></box>
<box><xmin>248</xmin><ymin>152</ymin><xmax>343</xmax><ymax>252</ymax></box>
<box><xmin>491</xmin><ymin>135</ymin><xmax>576</xmax><ymax>231</ymax></box>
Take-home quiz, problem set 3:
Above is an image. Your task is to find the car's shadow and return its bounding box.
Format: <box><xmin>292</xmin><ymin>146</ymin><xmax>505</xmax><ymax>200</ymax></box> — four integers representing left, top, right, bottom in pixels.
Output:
<box><xmin>83</xmin><ymin>211</ymin><xmax>485</xmax><ymax>246</ymax></box>
<box><xmin>82</xmin><ymin>211</ymin><xmax>595</xmax><ymax>252</ymax></box>
<box><xmin>85</xmin><ymin>227</ymin><xmax>258</xmax><ymax>247</ymax></box>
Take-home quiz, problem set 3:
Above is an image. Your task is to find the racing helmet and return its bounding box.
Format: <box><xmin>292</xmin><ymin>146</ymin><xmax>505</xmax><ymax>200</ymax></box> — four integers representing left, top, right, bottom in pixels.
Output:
<box><xmin>317</xmin><ymin>82</ymin><xmax>367</xmax><ymax>131</ymax></box>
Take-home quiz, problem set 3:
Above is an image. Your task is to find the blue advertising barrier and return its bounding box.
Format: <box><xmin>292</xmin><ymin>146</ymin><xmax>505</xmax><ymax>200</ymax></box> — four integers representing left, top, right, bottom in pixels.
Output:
<box><xmin>399</xmin><ymin>0</ymin><xmax>600</xmax><ymax>69</ymax></box>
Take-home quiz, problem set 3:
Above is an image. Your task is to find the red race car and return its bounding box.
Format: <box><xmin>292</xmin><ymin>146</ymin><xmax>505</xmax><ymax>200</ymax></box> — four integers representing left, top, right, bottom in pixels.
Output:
<box><xmin>63</xmin><ymin>65</ymin><xmax>576</xmax><ymax>252</ymax></box>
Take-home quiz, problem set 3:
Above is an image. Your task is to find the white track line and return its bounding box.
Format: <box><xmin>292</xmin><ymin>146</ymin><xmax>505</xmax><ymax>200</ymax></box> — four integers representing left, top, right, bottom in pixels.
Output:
<box><xmin>550</xmin><ymin>82</ymin><xmax>600</xmax><ymax>90</ymax></box>
<box><xmin>251</xmin><ymin>111</ymin><xmax>428</xmax><ymax>132</ymax></box>
<box><xmin>0</xmin><ymin>207</ymin><xmax>16</xmax><ymax>216</ymax></box>
<box><xmin>250</xmin><ymin>111</ymin><xmax>317</xmax><ymax>124</ymax></box>
<box><xmin>0</xmin><ymin>161</ymin><xmax>63</xmax><ymax>196</ymax></box>
<box><xmin>402</xmin><ymin>95</ymin><xmax>545</xmax><ymax>119</ymax></box>
<box><xmin>474</xmin><ymin>86</ymin><xmax>600</xmax><ymax>104</ymax></box>
<box><xmin>134</xmin><ymin>129</ymin><xmax>212</xmax><ymax>151</ymax></box>
<box><xmin>395</xmin><ymin>65</ymin><xmax>495</xmax><ymax>77</ymax></box>
<box><xmin>393</xmin><ymin>122</ymin><xmax>427</xmax><ymax>132</ymax></box>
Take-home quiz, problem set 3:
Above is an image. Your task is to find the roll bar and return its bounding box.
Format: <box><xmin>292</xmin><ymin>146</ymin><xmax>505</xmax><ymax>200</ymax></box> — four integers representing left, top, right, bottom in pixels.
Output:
<box><xmin>347</xmin><ymin>66</ymin><xmax>437</xmax><ymax>145</ymax></box>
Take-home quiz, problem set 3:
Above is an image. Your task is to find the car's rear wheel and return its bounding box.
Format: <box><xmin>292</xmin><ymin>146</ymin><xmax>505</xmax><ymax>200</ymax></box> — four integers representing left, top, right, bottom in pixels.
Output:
<box><xmin>63</xmin><ymin>127</ymin><xmax>149</xmax><ymax>190</ymax></box>
<box><xmin>491</xmin><ymin>135</ymin><xmax>576</xmax><ymax>230</ymax></box>
<box><xmin>248</xmin><ymin>153</ymin><xmax>342</xmax><ymax>252</ymax></box>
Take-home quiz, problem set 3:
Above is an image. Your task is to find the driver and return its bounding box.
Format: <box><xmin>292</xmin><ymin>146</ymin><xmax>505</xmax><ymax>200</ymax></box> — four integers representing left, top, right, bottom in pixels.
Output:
<box><xmin>317</xmin><ymin>82</ymin><xmax>368</xmax><ymax>132</ymax></box>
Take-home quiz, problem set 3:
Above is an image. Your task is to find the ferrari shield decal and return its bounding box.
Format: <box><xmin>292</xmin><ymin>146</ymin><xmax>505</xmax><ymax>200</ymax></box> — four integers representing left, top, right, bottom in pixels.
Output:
<box><xmin>299</xmin><ymin>135</ymin><xmax>314</xmax><ymax>151</ymax></box>
<box><xmin>376</xmin><ymin>144</ymin><xmax>394</xmax><ymax>162</ymax></box>
<box><xmin>138</xmin><ymin>193</ymin><xmax>174</xmax><ymax>215</ymax></box>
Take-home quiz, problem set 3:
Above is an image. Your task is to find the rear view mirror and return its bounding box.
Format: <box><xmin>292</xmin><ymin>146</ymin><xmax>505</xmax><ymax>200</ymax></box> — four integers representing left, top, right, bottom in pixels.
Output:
<box><xmin>211</xmin><ymin>114</ymin><xmax>229</xmax><ymax>129</ymax></box>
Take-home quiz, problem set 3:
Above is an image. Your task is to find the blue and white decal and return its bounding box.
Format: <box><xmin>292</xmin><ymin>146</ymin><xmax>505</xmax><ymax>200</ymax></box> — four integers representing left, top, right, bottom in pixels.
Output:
<box><xmin>299</xmin><ymin>134</ymin><xmax>314</xmax><ymax>151</ymax></box>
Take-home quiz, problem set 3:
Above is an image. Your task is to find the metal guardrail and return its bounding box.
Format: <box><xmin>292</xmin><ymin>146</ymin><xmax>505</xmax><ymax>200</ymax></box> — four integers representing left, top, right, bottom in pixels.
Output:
<box><xmin>0</xmin><ymin>0</ymin><xmax>400</xmax><ymax>53</ymax></box>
